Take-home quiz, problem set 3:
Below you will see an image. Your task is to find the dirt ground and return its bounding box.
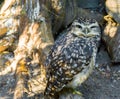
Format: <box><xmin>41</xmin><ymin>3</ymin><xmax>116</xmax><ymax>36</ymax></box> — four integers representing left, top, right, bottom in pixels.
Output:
<box><xmin>81</xmin><ymin>45</ymin><xmax>120</xmax><ymax>99</ymax></box>
<box><xmin>0</xmin><ymin>45</ymin><xmax>120</xmax><ymax>99</ymax></box>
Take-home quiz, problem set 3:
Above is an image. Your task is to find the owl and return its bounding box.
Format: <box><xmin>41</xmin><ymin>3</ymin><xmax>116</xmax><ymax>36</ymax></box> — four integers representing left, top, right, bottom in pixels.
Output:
<box><xmin>44</xmin><ymin>17</ymin><xmax>101</xmax><ymax>98</ymax></box>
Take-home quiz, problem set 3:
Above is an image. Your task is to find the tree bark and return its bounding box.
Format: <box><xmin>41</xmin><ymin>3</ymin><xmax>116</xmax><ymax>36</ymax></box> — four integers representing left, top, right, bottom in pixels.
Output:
<box><xmin>0</xmin><ymin>0</ymin><xmax>54</xmax><ymax>99</ymax></box>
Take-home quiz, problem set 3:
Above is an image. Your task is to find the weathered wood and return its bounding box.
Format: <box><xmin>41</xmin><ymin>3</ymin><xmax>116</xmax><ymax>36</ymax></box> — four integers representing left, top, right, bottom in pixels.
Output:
<box><xmin>105</xmin><ymin>0</ymin><xmax>120</xmax><ymax>23</ymax></box>
<box><xmin>0</xmin><ymin>0</ymin><xmax>54</xmax><ymax>99</ymax></box>
<box><xmin>103</xmin><ymin>15</ymin><xmax>120</xmax><ymax>62</ymax></box>
<box><xmin>12</xmin><ymin>15</ymin><xmax>53</xmax><ymax>99</ymax></box>
<box><xmin>14</xmin><ymin>59</ymin><xmax>29</xmax><ymax>99</ymax></box>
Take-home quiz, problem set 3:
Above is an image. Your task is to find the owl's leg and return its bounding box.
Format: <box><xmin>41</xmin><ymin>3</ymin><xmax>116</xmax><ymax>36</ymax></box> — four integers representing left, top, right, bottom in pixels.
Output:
<box><xmin>72</xmin><ymin>88</ymin><xmax>83</xmax><ymax>96</ymax></box>
<box><xmin>67</xmin><ymin>87</ymin><xmax>83</xmax><ymax>96</ymax></box>
<box><xmin>59</xmin><ymin>87</ymin><xmax>83</xmax><ymax>96</ymax></box>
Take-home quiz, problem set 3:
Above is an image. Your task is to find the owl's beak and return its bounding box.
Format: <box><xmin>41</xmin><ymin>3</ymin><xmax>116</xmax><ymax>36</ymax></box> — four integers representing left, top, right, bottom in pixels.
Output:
<box><xmin>83</xmin><ymin>28</ymin><xmax>90</xmax><ymax>34</ymax></box>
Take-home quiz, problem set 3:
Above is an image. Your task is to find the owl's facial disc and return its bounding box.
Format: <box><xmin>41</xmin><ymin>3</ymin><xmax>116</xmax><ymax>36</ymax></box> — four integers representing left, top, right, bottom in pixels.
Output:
<box><xmin>71</xmin><ymin>21</ymin><xmax>100</xmax><ymax>37</ymax></box>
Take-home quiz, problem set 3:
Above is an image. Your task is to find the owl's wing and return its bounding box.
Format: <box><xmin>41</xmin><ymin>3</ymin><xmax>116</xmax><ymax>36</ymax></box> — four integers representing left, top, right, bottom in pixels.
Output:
<box><xmin>45</xmin><ymin>32</ymin><xmax>74</xmax><ymax>66</ymax></box>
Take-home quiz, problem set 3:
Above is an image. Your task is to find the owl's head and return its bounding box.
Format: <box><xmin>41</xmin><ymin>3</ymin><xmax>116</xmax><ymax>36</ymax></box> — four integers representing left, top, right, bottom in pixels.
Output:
<box><xmin>70</xmin><ymin>17</ymin><xmax>101</xmax><ymax>38</ymax></box>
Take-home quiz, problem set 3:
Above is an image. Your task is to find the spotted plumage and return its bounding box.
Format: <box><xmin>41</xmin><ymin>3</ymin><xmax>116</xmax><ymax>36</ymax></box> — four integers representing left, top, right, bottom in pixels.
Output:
<box><xmin>44</xmin><ymin>17</ymin><xmax>101</xmax><ymax>97</ymax></box>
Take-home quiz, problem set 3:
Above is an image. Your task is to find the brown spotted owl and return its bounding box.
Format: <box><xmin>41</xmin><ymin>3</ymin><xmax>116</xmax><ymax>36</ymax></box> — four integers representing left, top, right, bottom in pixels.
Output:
<box><xmin>44</xmin><ymin>17</ymin><xmax>101</xmax><ymax>98</ymax></box>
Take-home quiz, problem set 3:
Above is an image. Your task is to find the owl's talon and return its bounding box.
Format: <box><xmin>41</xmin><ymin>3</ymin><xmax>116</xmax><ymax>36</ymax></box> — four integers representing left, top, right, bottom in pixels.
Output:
<box><xmin>69</xmin><ymin>88</ymin><xmax>83</xmax><ymax>96</ymax></box>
